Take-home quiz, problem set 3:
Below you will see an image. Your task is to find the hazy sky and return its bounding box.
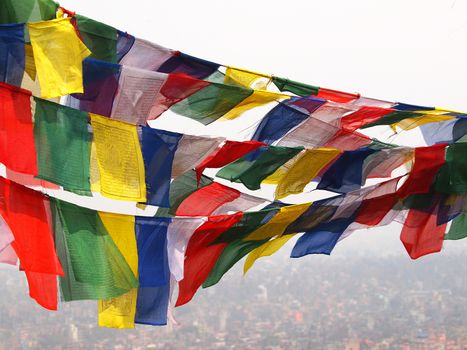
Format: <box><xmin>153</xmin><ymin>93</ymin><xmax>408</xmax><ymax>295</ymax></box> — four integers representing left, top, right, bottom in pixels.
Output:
<box><xmin>60</xmin><ymin>0</ymin><xmax>467</xmax><ymax>111</ymax></box>
<box><xmin>52</xmin><ymin>0</ymin><xmax>467</xmax><ymax>255</ymax></box>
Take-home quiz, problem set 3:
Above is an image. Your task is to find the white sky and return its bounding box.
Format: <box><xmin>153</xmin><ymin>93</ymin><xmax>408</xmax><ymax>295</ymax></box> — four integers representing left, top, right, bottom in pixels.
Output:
<box><xmin>53</xmin><ymin>0</ymin><xmax>467</xmax><ymax>255</ymax></box>
<box><xmin>60</xmin><ymin>0</ymin><xmax>467</xmax><ymax>111</ymax></box>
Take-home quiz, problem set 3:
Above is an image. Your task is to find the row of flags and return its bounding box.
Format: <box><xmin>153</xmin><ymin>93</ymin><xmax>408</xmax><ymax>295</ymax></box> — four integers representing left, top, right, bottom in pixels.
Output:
<box><xmin>0</xmin><ymin>0</ymin><xmax>466</xmax><ymax>328</ymax></box>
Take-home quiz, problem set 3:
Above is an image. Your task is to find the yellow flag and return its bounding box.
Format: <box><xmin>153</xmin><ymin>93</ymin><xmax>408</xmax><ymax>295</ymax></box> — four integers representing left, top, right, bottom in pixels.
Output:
<box><xmin>245</xmin><ymin>203</ymin><xmax>310</xmax><ymax>241</ymax></box>
<box><xmin>222</xmin><ymin>67</ymin><xmax>290</xmax><ymax>120</ymax></box>
<box><xmin>275</xmin><ymin>148</ymin><xmax>342</xmax><ymax>199</ymax></box>
<box><xmin>262</xmin><ymin>156</ymin><xmax>300</xmax><ymax>184</ymax></box>
<box><xmin>224</xmin><ymin>66</ymin><xmax>271</xmax><ymax>89</ymax></box>
<box><xmin>91</xmin><ymin>114</ymin><xmax>146</xmax><ymax>202</ymax></box>
<box><xmin>24</xmin><ymin>44</ymin><xmax>36</xmax><ymax>81</ymax></box>
<box><xmin>90</xmin><ymin>141</ymin><xmax>101</xmax><ymax>193</ymax></box>
<box><xmin>391</xmin><ymin>114</ymin><xmax>455</xmax><ymax>131</ymax></box>
<box><xmin>222</xmin><ymin>90</ymin><xmax>290</xmax><ymax>120</ymax></box>
<box><xmin>28</xmin><ymin>18</ymin><xmax>91</xmax><ymax>99</ymax></box>
<box><xmin>244</xmin><ymin>234</ymin><xmax>295</xmax><ymax>274</ymax></box>
<box><xmin>98</xmin><ymin>213</ymin><xmax>138</xmax><ymax>328</ymax></box>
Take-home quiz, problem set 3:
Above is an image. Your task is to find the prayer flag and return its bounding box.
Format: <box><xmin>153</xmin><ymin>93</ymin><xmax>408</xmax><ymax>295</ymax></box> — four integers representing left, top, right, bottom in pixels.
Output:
<box><xmin>176</xmin><ymin>213</ymin><xmax>242</xmax><ymax>307</ymax></box>
<box><xmin>34</xmin><ymin>98</ymin><xmax>91</xmax><ymax>195</ymax></box>
<box><xmin>91</xmin><ymin>114</ymin><xmax>146</xmax><ymax>202</ymax></box>
<box><xmin>52</xmin><ymin>199</ymin><xmax>137</xmax><ymax>301</ymax></box>
<box><xmin>0</xmin><ymin>83</ymin><xmax>37</xmax><ymax>175</ymax></box>
<box><xmin>141</xmin><ymin>127</ymin><xmax>182</xmax><ymax>207</ymax></box>
<box><xmin>0</xmin><ymin>23</ymin><xmax>25</xmax><ymax>87</ymax></box>
<box><xmin>98</xmin><ymin>213</ymin><xmax>138</xmax><ymax>329</ymax></box>
<box><xmin>29</xmin><ymin>18</ymin><xmax>91</xmax><ymax>98</ymax></box>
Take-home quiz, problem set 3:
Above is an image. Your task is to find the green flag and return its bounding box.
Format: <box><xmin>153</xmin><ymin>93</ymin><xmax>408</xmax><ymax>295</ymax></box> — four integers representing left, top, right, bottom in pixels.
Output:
<box><xmin>171</xmin><ymin>82</ymin><xmax>253</xmax><ymax>125</ymax></box>
<box><xmin>213</xmin><ymin>208</ymin><xmax>279</xmax><ymax>244</ymax></box>
<box><xmin>75</xmin><ymin>15</ymin><xmax>118</xmax><ymax>63</ymax></box>
<box><xmin>217</xmin><ymin>146</ymin><xmax>303</xmax><ymax>190</ymax></box>
<box><xmin>435</xmin><ymin>143</ymin><xmax>467</xmax><ymax>194</ymax></box>
<box><xmin>33</xmin><ymin>98</ymin><xmax>91</xmax><ymax>195</ymax></box>
<box><xmin>272</xmin><ymin>76</ymin><xmax>319</xmax><ymax>96</ymax></box>
<box><xmin>203</xmin><ymin>238</ymin><xmax>268</xmax><ymax>288</ymax></box>
<box><xmin>0</xmin><ymin>0</ymin><xmax>58</xmax><ymax>24</ymax></box>
<box><xmin>51</xmin><ymin>199</ymin><xmax>138</xmax><ymax>301</ymax></box>
<box><xmin>360</xmin><ymin>111</ymin><xmax>419</xmax><ymax>129</ymax></box>
<box><xmin>445</xmin><ymin>213</ymin><xmax>467</xmax><ymax>240</ymax></box>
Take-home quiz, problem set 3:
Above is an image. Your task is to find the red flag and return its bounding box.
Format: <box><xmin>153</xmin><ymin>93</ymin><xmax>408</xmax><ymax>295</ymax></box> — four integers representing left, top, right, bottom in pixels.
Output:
<box><xmin>341</xmin><ymin>106</ymin><xmax>394</xmax><ymax>131</ymax></box>
<box><xmin>176</xmin><ymin>182</ymin><xmax>241</xmax><ymax>216</ymax></box>
<box><xmin>150</xmin><ymin>73</ymin><xmax>210</xmax><ymax>118</ymax></box>
<box><xmin>0</xmin><ymin>178</ymin><xmax>63</xmax><ymax>309</ymax></box>
<box><xmin>0</xmin><ymin>83</ymin><xmax>38</xmax><ymax>175</ymax></box>
<box><xmin>400</xmin><ymin>206</ymin><xmax>446</xmax><ymax>259</ymax></box>
<box><xmin>25</xmin><ymin>271</ymin><xmax>59</xmax><ymax>310</ymax></box>
<box><xmin>355</xmin><ymin>193</ymin><xmax>398</xmax><ymax>226</ymax></box>
<box><xmin>397</xmin><ymin>144</ymin><xmax>447</xmax><ymax>199</ymax></box>
<box><xmin>176</xmin><ymin>212</ymin><xmax>243</xmax><ymax>306</ymax></box>
<box><xmin>195</xmin><ymin>140</ymin><xmax>265</xmax><ymax>183</ymax></box>
<box><xmin>316</xmin><ymin>88</ymin><xmax>359</xmax><ymax>103</ymax></box>
<box><xmin>323</xmin><ymin>128</ymin><xmax>372</xmax><ymax>151</ymax></box>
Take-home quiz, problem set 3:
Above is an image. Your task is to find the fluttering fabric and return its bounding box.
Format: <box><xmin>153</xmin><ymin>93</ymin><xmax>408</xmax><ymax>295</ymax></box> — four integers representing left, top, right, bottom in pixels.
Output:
<box><xmin>0</xmin><ymin>83</ymin><xmax>38</xmax><ymax>175</ymax></box>
<box><xmin>244</xmin><ymin>234</ymin><xmax>294</xmax><ymax>274</ymax></box>
<box><xmin>203</xmin><ymin>238</ymin><xmax>267</xmax><ymax>288</ymax></box>
<box><xmin>90</xmin><ymin>114</ymin><xmax>146</xmax><ymax>202</ymax></box>
<box><xmin>97</xmin><ymin>213</ymin><xmax>139</xmax><ymax>329</ymax></box>
<box><xmin>222</xmin><ymin>90</ymin><xmax>290</xmax><ymax>120</ymax></box>
<box><xmin>166</xmin><ymin>218</ymin><xmax>205</xmax><ymax>282</ymax></box>
<box><xmin>0</xmin><ymin>0</ymin><xmax>58</xmax><ymax>24</ymax></box>
<box><xmin>341</xmin><ymin>106</ymin><xmax>394</xmax><ymax>131</ymax></box>
<box><xmin>149</xmin><ymin>73</ymin><xmax>210</xmax><ymax>118</ymax></box>
<box><xmin>245</xmin><ymin>203</ymin><xmax>310</xmax><ymax>241</ymax></box>
<box><xmin>68</xmin><ymin>58</ymin><xmax>121</xmax><ymax>117</ymax></box>
<box><xmin>134</xmin><ymin>217</ymin><xmax>171</xmax><ymax>325</ymax></box>
<box><xmin>171</xmin><ymin>134</ymin><xmax>224</xmax><ymax>178</ymax></box>
<box><xmin>252</xmin><ymin>102</ymin><xmax>314</xmax><ymax>144</ymax></box>
<box><xmin>110</xmin><ymin>66</ymin><xmax>167</xmax><ymax>125</ymax></box>
<box><xmin>0</xmin><ymin>24</ymin><xmax>25</xmax><ymax>87</ymax></box>
<box><xmin>317</xmin><ymin>148</ymin><xmax>378</xmax><ymax>193</ymax></box>
<box><xmin>224</xmin><ymin>67</ymin><xmax>270</xmax><ymax>89</ymax></box>
<box><xmin>217</xmin><ymin>146</ymin><xmax>303</xmax><ymax>190</ymax></box>
<box><xmin>119</xmin><ymin>38</ymin><xmax>173</xmax><ymax>71</ymax></box>
<box><xmin>434</xmin><ymin>143</ymin><xmax>467</xmax><ymax>195</ymax></box>
<box><xmin>164</xmin><ymin>170</ymin><xmax>214</xmax><ymax>216</ymax></box>
<box><xmin>141</xmin><ymin>127</ymin><xmax>182</xmax><ymax>207</ymax></box>
<box><xmin>52</xmin><ymin>199</ymin><xmax>138</xmax><ymax>301</ymax></box>
<box><xmin>0</xmin><ymin>215</ymin><xmax>14</xmax><ymax>254</ymax></box>
<box><xmin>176</xmin><ymin>213</ymin><xmax>243</xmax><ymax>306</ymax></box>
<box><xmin>290</xmin><ymin>215</ymin><xmax>356</xmax><ymax>257</ymax></box>
<box><xmin>0</xmin><ymin>177</ymin><xmax>63</xmax><ymax>310</ymax></box>
<box><xmin>74</xmin><ymin>15</ymin><xmax>118</xmax><ymax>63</ymax></box>
<box><xmin>1</xmin><ymin>0</ymin><xmax>467</xmax><ymax>330</ymax></box>
<box><xmin>272</xmin><ymin>76</ymin><xmax>319</xmax><ymax>96</ymax></box>
<box><xmin>445</xmin><ymin>213</ymin><xmax>467</xmax><ymax>240</ymax></box>
<box><xmin>400</xmin><ymin>201</ymin><xmax>447</xmax><ymax>259</ymax></box>
<box><xmin>275</xmin><ymin>148</ymin><xmax>342</xmax><ymax>199</ymax></box>
<box><xmin>175</xmin><ymin>182</ymin><xmax>241</xmax><ymax>216</ymax></box>
<box><xmin>28</xmin><ymin>18</ymin><xmax>91</xmax><ymax>98</ymax></box>
<box><xmin>158</xmin><ymin>52</ymin><xmax>220</xmax><ymax>80</ymax></box>
<box><xmin>170</xmin><ymin>81</ymin><xmax>253</xmax><ymax>125</ymax></box>
<box><xmin>195</xmin><ymin>140</ymin><xmax>265</xmax><ymax>183</ymax></box>
<box><xmin>34</xmin><ymin>97</ymin><xmax>91</xmax><ymax>195</ymax></box>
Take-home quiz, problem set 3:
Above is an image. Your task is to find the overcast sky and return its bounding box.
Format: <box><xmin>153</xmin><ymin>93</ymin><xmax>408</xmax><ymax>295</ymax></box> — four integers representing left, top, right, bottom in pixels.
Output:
<box><xmin>53</xmin><ymin>0</ymin><xmax>467</xmax><ymax>255</ymax></box>
<box><xmin>60</xmin><ymin>0</ymin><xmax>467</xmax><ymax>111</ymax></box>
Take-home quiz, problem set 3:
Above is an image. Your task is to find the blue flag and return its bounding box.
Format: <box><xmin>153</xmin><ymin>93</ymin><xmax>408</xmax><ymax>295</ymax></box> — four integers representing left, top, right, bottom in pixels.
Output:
<box><xmin>135</xmin><ymin>217</ymin><xmax>172</xmax><ymax>326</ymax></box>
<box><xmin>142</xmin><ymin>127</ymin><xmax>183</xmax><ymax>207</ymax></box>
<box><xmin>317</xmin><ymin>148</ymin><xmax>377</xmax><ymax>193</ymax></box>
<box><xmin>0</xmin><ymin>24</ymin><xmax>25</xmax><ymax>87</ymax></box>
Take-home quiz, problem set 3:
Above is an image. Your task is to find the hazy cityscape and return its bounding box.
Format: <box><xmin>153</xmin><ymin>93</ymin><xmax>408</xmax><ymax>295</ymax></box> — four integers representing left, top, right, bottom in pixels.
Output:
<box><xmin>0</xmin><ymin>231</ymin><xmax>466</xmax><ymax>350</ymax></box>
